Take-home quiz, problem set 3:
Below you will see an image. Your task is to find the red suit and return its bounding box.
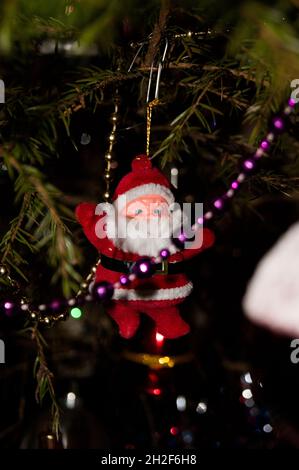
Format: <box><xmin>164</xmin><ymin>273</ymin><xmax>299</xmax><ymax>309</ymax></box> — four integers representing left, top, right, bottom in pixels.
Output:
<box><xmin>76</xmin><ymin>155</ymin><xmax>214</xmax><ymax>339</ymax></box>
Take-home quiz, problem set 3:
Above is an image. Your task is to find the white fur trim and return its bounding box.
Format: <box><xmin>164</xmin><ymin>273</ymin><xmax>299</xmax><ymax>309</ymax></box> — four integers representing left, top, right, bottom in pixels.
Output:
<box><xmin>115</xmin><ymin>184</ymin><xmax>174</xmax><ymax>210</ymax></box>
<box><xmin>112</xmin><ymin>281</ymin><xmax>193</xmax><ymax>301</ymax></box>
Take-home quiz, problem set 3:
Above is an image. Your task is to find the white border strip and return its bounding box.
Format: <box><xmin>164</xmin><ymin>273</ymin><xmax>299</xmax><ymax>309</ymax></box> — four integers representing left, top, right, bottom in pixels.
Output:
<box><xmin>112</xmin><ymin>282</ymin><xmax>193</xmax><ymax>301</ymax></box>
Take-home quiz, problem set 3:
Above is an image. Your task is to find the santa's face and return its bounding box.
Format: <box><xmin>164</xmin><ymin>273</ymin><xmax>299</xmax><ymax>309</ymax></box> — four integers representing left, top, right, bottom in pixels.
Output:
<box><xmin>124</xmin><ymin>194</ymin><xmax>169</xmax><ymax>220</ymax></box>
<box><xmin>105</xmin><ymin>193</ymin><xmax>183</xmax><ymax>256</ymax></box>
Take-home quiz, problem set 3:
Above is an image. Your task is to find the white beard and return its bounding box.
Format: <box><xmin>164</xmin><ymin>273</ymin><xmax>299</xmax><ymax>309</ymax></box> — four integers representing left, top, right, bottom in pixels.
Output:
<box><xmin>105</xmin><ymin>205</ymin><xmax>184</xmax><ymax>257</ymax></box>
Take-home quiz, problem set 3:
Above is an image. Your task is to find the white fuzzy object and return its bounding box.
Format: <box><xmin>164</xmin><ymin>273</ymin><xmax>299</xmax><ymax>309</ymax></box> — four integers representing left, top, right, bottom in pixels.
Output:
<box><xmin>243</xmin><ymin>222</ymin><xmax>299</xmax><ymax>337</ymax></box>
<box><xmin>115</xmin><ymin>183</ymin><xmax>174</xmax><ymax>208</ymax></box>
<box><xmin>113</xmin><ymin>282</ymin><xmax>193</xmax><ymax>301</ymax></box>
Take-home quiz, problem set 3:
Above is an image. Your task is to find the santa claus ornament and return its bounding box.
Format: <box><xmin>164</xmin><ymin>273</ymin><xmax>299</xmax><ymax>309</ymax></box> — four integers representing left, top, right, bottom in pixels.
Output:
<box><xmin>76</xmin><ymin>155</ymin><xmax>215</xmax><ymax>339</ymax></box>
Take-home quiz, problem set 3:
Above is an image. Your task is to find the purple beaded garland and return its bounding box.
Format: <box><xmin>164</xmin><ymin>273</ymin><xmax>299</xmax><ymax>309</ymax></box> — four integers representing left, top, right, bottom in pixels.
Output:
<box><xmin>3</xmin><ymin>300</ymin><xmax>16</xmax><ymax>317</ymax></box>
<box><xmin>272</xmin><ymin>117</ymin><xmax>284</xmax><ymax>132</ymax></box>
<box><xmin>214</xmin><ymin>198</ymin><xmax>224</xmax><ymax>210</ymax></box>
<box><xmin>50</xmin><ymin>299</ymin><xmax>65</xmax><ymax>312</ymax></box>
<box><xmin>119</xmin><ymin>274</ymin><xmax>131</xmax><ymax>286</ymax></box>
<box><xmin>160</xmin><ymin>248</ymin><xmax>170</xmax><ymax>260</ymax></box>
<box><xmin>172</xmin><ymin>230</ymin><xmax>188</xmax><ymax>249</ymax></box>
<box><xmin>260</xmin><ymin>140</ymin><xmax>270</xmax><ymax>150</ymax></box>
<box><xmin>243</xmin><ymin>159</ymin><xmax>255</xmax><ymax>171</ymax></box>
<box><xmin>131</xmin><ymin>257</ymin><xmax>155</xmax><ymax>278</ymax></box>
<box><xmin>93</xmin><ymin>281</ymin><xmax>114</xmax><ymax>301</ymax></box>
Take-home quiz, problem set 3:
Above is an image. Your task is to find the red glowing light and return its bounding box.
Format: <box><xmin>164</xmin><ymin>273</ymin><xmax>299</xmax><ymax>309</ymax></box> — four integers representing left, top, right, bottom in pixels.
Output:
<box><xmin>153</xmin><ymin>388</ymin><xmax>161</xmax><ymax>396</ymax></box>
<box><xmin>170</xmin><ymin>426</ymin><xmax>179</xmax><ymax>436</ymax></box>
<box><xmin>148</xmin><ymin>372</ymin><xmax>158</xmax><ymax>383</ymax></box>
<box><xmin>155</xmin><ymin>332</ymin><xmax>164</xmax><ymax>345</ymax></box>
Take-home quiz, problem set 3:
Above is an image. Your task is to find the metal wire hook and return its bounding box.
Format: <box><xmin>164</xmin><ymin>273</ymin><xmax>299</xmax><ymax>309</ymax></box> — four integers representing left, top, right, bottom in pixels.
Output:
<box><xmin>127</xmin><ymin>33</ymin><xmax>153</xmax><ymax>72</ymax></box>
<box><xmin>128</xmin><ymin>42</ymin><xmax>146</xmax><ymax>72</ymax></box>
<box><xmin>146</xmin><ymin>37</ymin><xmax>169</xmax><ymax>103</ymax></box>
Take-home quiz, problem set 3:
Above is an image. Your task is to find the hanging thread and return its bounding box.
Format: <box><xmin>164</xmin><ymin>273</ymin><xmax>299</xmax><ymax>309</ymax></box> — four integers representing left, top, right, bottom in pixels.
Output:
<box><xmin>146</xmin><ymin>98</ymin><xmax>160</xmax><ymax>156</ymax></box>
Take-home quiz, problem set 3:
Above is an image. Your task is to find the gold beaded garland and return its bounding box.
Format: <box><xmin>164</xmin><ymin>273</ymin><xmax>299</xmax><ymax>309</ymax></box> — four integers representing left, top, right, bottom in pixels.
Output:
<box><xmin>174</xmin><ymin>29</ymin><xmax>223</xmax><ymax>39</ymax></box>
<box><xmin>103</xmin><ymin>90</ymin><xmax>120</xmax><ymax>202</ymax></box>
<box><xmin>64</xmin><ymin>89</ymin><xmax>122</xmax><ymax>306</ymax></box>
<box><xmin>0</xmin><ymin>264</ymin><xmax>7</xmax><ymax>275</ymax></box>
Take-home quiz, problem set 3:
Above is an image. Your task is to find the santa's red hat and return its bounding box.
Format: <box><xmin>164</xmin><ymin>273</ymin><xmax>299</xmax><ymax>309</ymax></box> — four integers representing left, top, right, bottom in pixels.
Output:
<box><xmin>112</xmin><ymin>155</ymin><xmax>174</xmax><ymax>207</ymax></box>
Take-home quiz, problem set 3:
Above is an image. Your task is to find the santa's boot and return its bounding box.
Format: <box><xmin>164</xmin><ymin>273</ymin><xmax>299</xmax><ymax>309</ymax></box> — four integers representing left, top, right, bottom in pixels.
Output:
<box><xmin>108</xmin><ymin>302</ymin><xmax>140</xmax><ymax>339</ymax></box>
<box><xmin>143</xmin><ymin>306</ymin><xmax>190</xmax><ymax>339</ymax></box>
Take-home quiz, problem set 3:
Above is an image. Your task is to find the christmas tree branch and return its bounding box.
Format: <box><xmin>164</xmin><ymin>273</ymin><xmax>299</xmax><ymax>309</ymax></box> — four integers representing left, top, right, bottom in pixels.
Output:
<box><xmin>144</xmin><ymin>0</ymin><xmax>171</xmax><ymax>67</ymax></box>
<box><xmin>59</xmin><ymin>69</ymin><xmax>140</xmax><ymax>117</ymax></box>
<box><xmin>153</xmin><ymin>77</ymin><xmax>217</xmax><ymax>165</ymax></box>
<box><xmin>31</xmin><ymin>325</ymin><xmax>60</xmax><ymax>438</ymax></box>
<box><xmin>2</xmin><ymin>153</ymin><xmax>81</xmax><ymax>294</ymax></box>
<box><xmin>140</xmin><ymin>63</ymin><xmax>269</xmax><ymax>86</ymax></box>
<box><xmin>1</xmin><ymin>193</ymin><xmax>32</xmax><ymax>266</ymax></box>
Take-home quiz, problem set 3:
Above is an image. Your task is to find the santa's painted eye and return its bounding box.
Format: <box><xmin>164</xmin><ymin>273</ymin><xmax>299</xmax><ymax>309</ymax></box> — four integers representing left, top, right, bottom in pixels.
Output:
<box><xmin>135</xmin><ymin>209</ymin><xmax>143</xmax><ymax>215</ymax></box>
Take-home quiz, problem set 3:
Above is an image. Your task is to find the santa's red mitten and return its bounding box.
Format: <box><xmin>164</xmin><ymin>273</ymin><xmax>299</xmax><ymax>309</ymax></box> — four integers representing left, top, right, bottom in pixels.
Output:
<box><xmin>76</xmin><ymin>202</ymin><xmax>105</xmax><ymax>250</ymax></box>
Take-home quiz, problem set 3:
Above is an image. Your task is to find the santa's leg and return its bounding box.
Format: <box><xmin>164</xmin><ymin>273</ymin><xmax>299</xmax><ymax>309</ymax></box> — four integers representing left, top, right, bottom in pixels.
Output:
<box><xmin>143</xmin><ymin>305</ymin><xmax>190</xmax><ymax>339</ymax></box>
<box><xmin>107</xmin><ymin>302</ymin><xmax>140</xmax><ymax>339</ymax></box>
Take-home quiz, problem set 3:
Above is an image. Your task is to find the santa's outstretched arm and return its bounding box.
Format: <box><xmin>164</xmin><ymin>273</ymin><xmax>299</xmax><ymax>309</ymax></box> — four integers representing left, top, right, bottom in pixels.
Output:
<box><xmin>178</xmin><ymin>227</ymin><xmax>215</xmax><ymax>261</ymax></box>
<box><xmin>76</xmin><ymin>202</ymin><xmax>107</xmax><ymax>251</ymax></box>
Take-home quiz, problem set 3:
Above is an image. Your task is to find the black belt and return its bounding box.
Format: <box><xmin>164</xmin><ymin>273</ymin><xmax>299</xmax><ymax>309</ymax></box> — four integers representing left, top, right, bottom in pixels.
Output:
<box><xmin>100</xmin><ymin>254</ymin><xmax>185</xmax><ymax>275</ymax></box>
